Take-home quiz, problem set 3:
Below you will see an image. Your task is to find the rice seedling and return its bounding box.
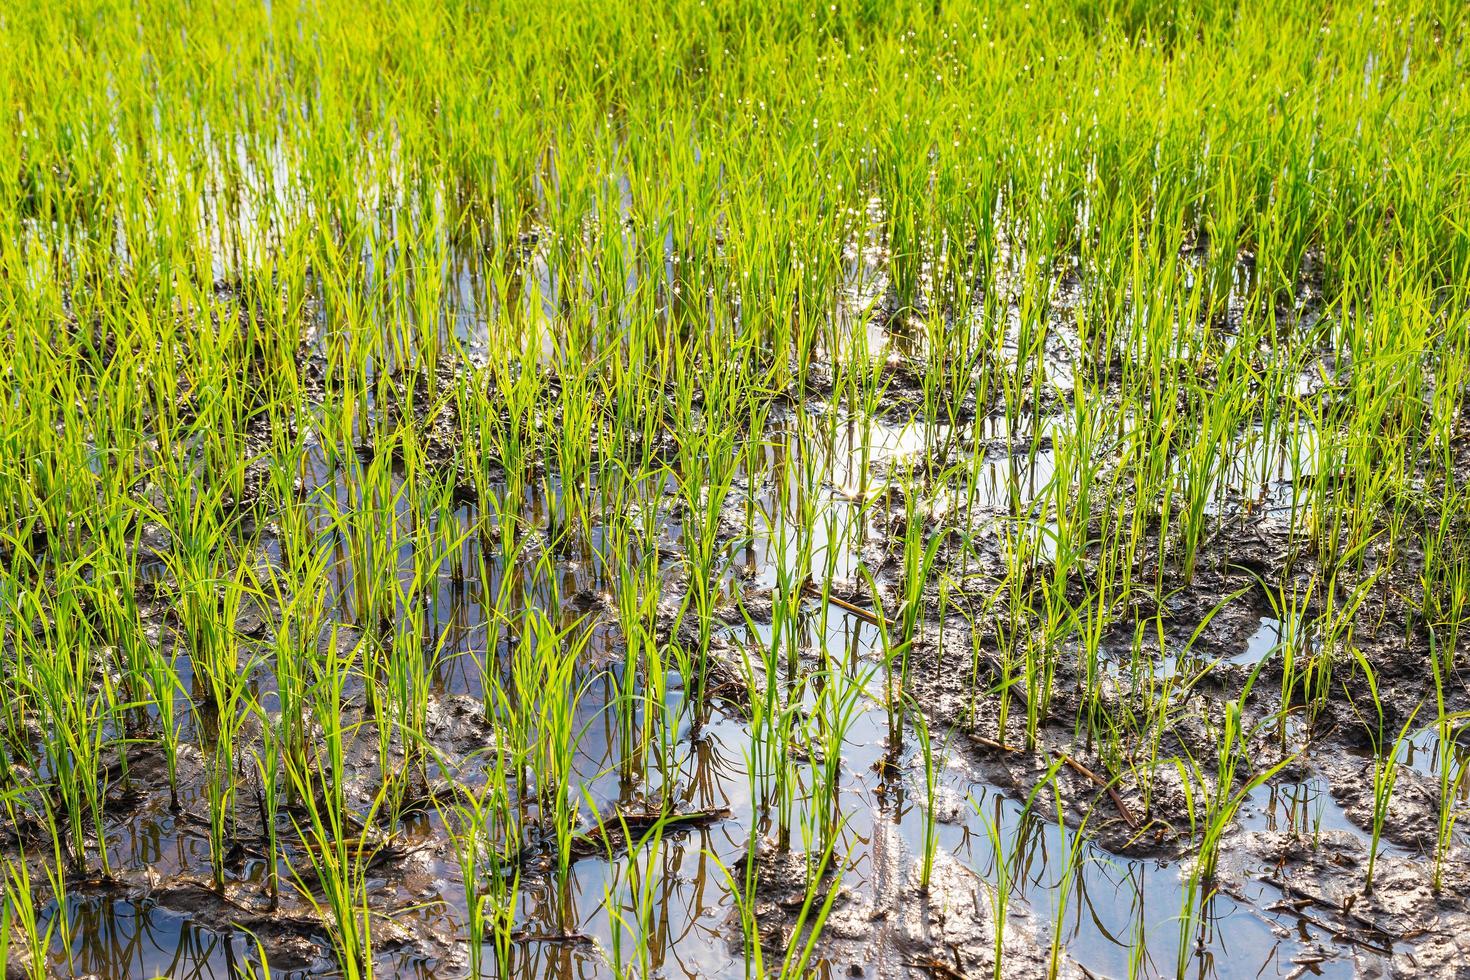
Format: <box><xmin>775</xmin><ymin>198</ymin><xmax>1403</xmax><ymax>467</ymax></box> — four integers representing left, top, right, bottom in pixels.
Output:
<box><xmin>7</xmin><ymin>564</ymin><xmax>119</xmax><ymax>877</ymax></box>
<box><xmin>285</xmin><ymin>768</ymin><xmax>386</xmax><ymax>980</ymax></box>
<box><xmin>910</xmin><ymin>699</ymin><xmax>943</xmax><ymax>894</ymax></box>
<box><xmin>1045</xmin><ymin>773</ymin><xmax>1097</xmax><ymax>980</ymax></box>
<box><xmin>1427</xmin><ymin>631</ymin><xmax>1470</xmax><ymax>894</ymax></box>
<box><xmin>587</xmin><ymin>804</ymin><xmax>679</xmax><ymax>980</ymax></box>
<box><xmin>199</xmin><ymin>640</ymin><xmax>259</xmax><ymax>892</ymax></box>
<box><xmin>972</xmin><ymin>791</ymin><xmax>1024</xmax><ymax>980</ymax></box>
<box><xmin>721</xmin><ymin>822</ymin><xmax>854</xmax><ymax>980</ymax></box>
<box><xmin>1345</xmin><ymin>650</ymin><xmax>1421</xmax><ymax>894</ymax></box>
<box><xmin>0</xmin><ymin>816</ymin><xmax>54</xmax><ymax>980</ymax></box>
<box><xmin>803</xmin><ymin>661</ymin><xmax>869</xmax><ymax>858</ymax></box>
<box><xmin>714</xmin><ymin>830</ymin><xmax>767</xmax><ymax>980</ymax></box>
<box><xmin>435</xmin><ymin>754</ymin><xmax>515</xmax><ymax>980</ymax></box>
<box><xmin>1177</xmin><ymin>673</ymin><xmax>1294</xmax><ymax>887</ymax></box>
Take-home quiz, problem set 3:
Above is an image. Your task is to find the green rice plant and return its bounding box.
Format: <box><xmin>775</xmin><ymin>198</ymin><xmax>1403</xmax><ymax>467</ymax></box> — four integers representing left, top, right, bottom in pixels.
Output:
<box><xmin>6</xmin><ymin>566</ymin><xmax>117</xmax><ymax>876</ymax></box>
<box><xmin>0</xmin><ymin>811</ymin><xmax>55</xmax><ymax>980</ymax></box>
<box><xmin>146</xmin><ymin>481</ymin><xmax>247</xmax><ymax>719</ymax></box>
<box><xmin>1173</xmin><ymin>868</ymin><xmax>1213</xmax><ymax>980</ymax></box>
<box><xmin>1046</xmin><ymin>771</ymin><xmax>1097</xmax><ymax>980</ymax></box>
<box><xmin>910</xmin><ymin>700</ymin><xmax>943</xmax><ymax>893</ymax></box>
<box><xmin>858</xmin><ymin>572</ymin><xmax>906</xmax><ymax>767</ymax></box>
<box><xmin>1427</xmin><ymin>630</ymin><xmax>1470</xmax><ymax>893</ymax></box>
<box><xmin>972</xmin><ymin>793</ymin><xmax>1021</xmax><ymax>980</ymax></box>
<box><xmin>436</xmin><ymin>739</ymin><xmax>522</xmax><ymax>978</ymax></box>
<box><xmin>713</xmin><ymin>823</ymin><xmax>767</xmax><ymax>980</ymax></box>
<box><xmin>673</xmin><ymin>416</ymin><xmax>741</xmax><ymax>726</ymax></box>
<box><xmin>1259</xmin><ymin>572</ymin><xmax>1318</xmax><ymax>737</ymax></box>
<box><xmin>484</xmin><ymin>862</ymin><xmax>521</xmax><ymax>980</ymax></box>
<box><xmin>37</xmin><ymin>813</ymin><xmax>73</xmax><ymax>971</ymax></box>
<box><xmin>1173</xmin><ymin>341</ymin><xmax>1243</xmax><ymax>581</ymax></box>
<box><xmin>251</xmin><ymin>705</ymin><xmax>285</xmax><ymax>905</ymax></box>
<box><xmin>434</xmin><ymin>764</ymin><xmax>511</xmax><ymax>980</ymax></box>
<box><xmin>736</xmin><ymin>595</ymin><xmax>803</xmax><ymax>852</ymax></box>
<box><xmin>0</xmin><ymin>889</ymin><xmax>9</xmax><ymax>980</ymax></box>
<box><xmin>491</xmin><ymin>602</ymin><xmax>594</xmax><ymax>922</ymax></box>
<box><xmin>142</xmin><ymin>624</ymin><xmax>187</xmax><ymax>812</ymax></box>
<box><xmin>776</xmin><ymin>828</ymin><xmax>858</xmax><ymax>980</ymax></box>
<box><xmin>274</xmin><ymin>621</ymin><xmax>382</xmax><ymax>979</ymax></box>
<box><xmin>803</xmin><ymin>662</ymin><xmax>869</xmax><ymax>859</ymax></box>
<box><xmin>474</xmin><ymin>531</ymin><xmax>527</xmax><ymax>727</ymax></box>
<box><xmin>198</xmin><ymin>642</ymin><xmax>262</xmax><ymax>892</ymax></box>
<box><xmin>259</xmin><ymin>540</ymin><xmax>334</xmax><ymax>813</ymax></box>
<box><xmin>603</xmin><ymin>472</ymin><xmax>668</xmax><ymax>785</ymax></box>
<box><xmin>989</xmin><ymin>603</ymin><xmax>1021</xmax><ymax>750</ymax></box>
<box><xmin>285</xmin><ymin>764</ymin><xmax>387</xmax><ymax>980</ymax></box>
<box><xmin>1175</xmin><ymin>666</ymin><xmax>1294</xmax><ymax>887</ymax></box>
<box><xmin>366</xmin><ymin>604</ymin><xmax>433</xmax><ymax>823</ymax></box>
<box><xmin>1344</xmin><ymin>649</ymin><xmax>1420</xmax><ymax>894</ymax></box>
<box><xmin>586</xmin><ymin>804</ymin><xmax>674</xmax><ymax>980</ymax></box>
<box><xmin>893</xmin><ymin>472</ymin><xmax>948</xmax><ymax>685</ymax></box>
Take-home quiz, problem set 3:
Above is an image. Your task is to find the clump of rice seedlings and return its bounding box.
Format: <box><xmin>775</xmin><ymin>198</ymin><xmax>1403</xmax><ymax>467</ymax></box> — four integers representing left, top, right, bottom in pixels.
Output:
<box><xmin>529</xmin><ymin>612</ymin><xmax>594</xmax><ymax>917</ymax></box>
<box><xmin>475</xmin><ymin>535</ymin><xmax>527</xmax><ymax>728</ymax></box>
<box><xmin>910</xmin><ymin>699</ymin><xmax>944</xmax><ymax>893</ymax></box>
<box><xmin>1173</xmin><ymin>680</ymin><xmax>1294</xmax><ymax>971</ymax></box>
<box><xmin>590</xmin><ymin>807</ymin><xmax>672</xmax><ymax>980</ymax></box>
<box><xmin>1261</xmin><ymin>573</ymin><xmax>1320</xmax><ymax>738</ymax></box>
<box><xmin>604</xmin><ymin>482</ymin><xmax>670</xmax><ymax>786</ymax></box>
<box><xmin>436</xmin><ymin>757</ymin><xmax>515</xmax><ymax>980</ymax></box>
<box><xmin>1178</xmin><ymin>675</ymin><xmax>1294</xmax><ymax>887</ymax></box>
<box><xmin>737</xmin><ymin>593</ymin><xmax>804</xmax><ymax>852</ymax></box>
<box><xmin>0</xmin><ymin>825</ymin><xmax>55</xmax><ymax>980</ymax></box>
<box><xmin>199</xmin><ymin>640</ymin><xmax>260</xmax><ymax>891</ymax></box>
<box><xmin>802</xmin><ymin>662</ymin><xmax>869</xmax><ymax>860</ymax></box>
<box><xmin>1345</xmin><ymin>650</ymin><xmax>1420</xmax><ymax>894</ymax></box>
<box><xmin>250</xmin><ymin>703</ymin><xmax>285</xmax><ymax>905</ymax></box>
<box><xmin>724</xmin><ymin>813</ymin><xmax>853</xmax><ymax>980</ymax></box>
<box><xmin>777</xmin><ymin>836</ymin><xmax>852</xmax><ymax>979</ymax></box>
<box><xmin>284</xmin><ymin>630</ymin><xmax>383</xmax><ymax>980</ymax></box>
<box><xmin>1046</xmin><ymin>771</ymin><xmax>1097</xmax><ymax>980</ymax></box>
<box><xmin>286</xmin><ymin>780</ymin><xmax>386</xmax><ymax>980</ymax></box>
<box><xmin>1173</xmin><ymin>868</ymin><xmax>1213</xmax><ymax>980</ymax></box>
<box><xmin>142</xmin><ymin>628</ymin><xmax>187</xmax><ymax>812</ymax></box>
<box><xmin>715</xmin><ymin>834</ymin><xmax>767</xmax><ymax>980</ymax></box>
<box><xmin>971</xmin><ymin>791</ymin><xmax>1022</xmax><ymax>980</ymax></box>
<box><xmin>1427</xmin><ymin>632</ymin><xmax>1470</xmax><ymax>893</ymax></box>
<box><xmin>6</xmin><ymin>565</ymin><xmax>117</xmax><ymax>876</ymax></box>
<box><xmin>893</xmin><ymin>470</ymin><xmax>947</xmax><ymax>684</ymax></box>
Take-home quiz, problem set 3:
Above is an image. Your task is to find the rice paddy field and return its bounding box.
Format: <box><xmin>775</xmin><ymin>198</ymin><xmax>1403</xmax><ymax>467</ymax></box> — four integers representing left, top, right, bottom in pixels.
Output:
<box><xmin>3</xmin><ymin>0</ymin><xmax>1470</xmax><ymax>977</ymax></box>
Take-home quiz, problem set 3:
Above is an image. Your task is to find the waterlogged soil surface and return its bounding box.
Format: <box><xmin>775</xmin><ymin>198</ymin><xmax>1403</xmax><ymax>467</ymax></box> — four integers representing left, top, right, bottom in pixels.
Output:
<box><xmin>9</xmin><ymin>296</ymin><xmax>1470</xmax><ymax>980</ymax></box>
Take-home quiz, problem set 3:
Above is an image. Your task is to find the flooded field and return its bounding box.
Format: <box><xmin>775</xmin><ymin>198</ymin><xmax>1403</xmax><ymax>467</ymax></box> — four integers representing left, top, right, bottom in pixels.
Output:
<box><xmin>3</xmin><ymin>1</ymin><xmax>1470</xmax><ymax>978</ymax></box>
